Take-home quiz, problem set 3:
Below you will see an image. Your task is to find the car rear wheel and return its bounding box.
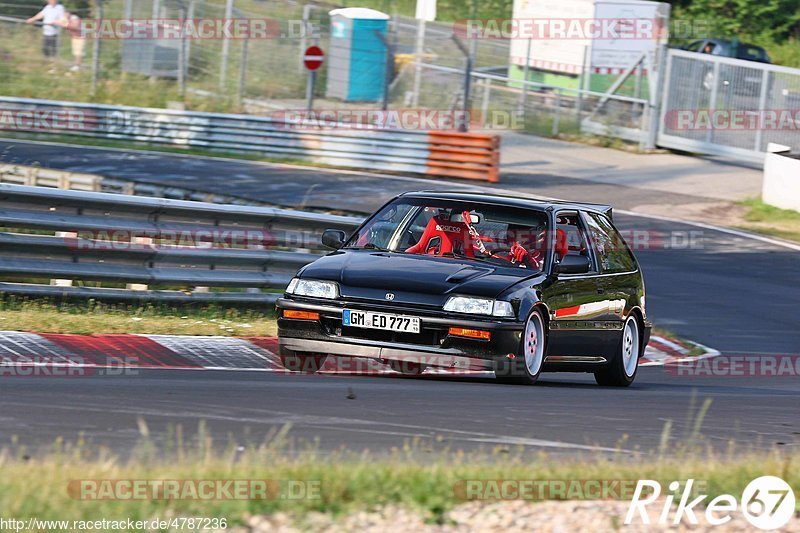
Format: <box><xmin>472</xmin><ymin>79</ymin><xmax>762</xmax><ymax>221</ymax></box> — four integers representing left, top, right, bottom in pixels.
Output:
<box><xmin>280</xmin><ymin>353</ymin><xmax>327</xmax><ymax>373</ymax></box>
<box><xmin>496</xmin><ymin>309</ymin><xmax>545</xmax><ymax>385</ymax></box>
<box><xmin>594</xmin><ymin>315</ymin><xmax>640</xmax><ymax>387</ymax></box>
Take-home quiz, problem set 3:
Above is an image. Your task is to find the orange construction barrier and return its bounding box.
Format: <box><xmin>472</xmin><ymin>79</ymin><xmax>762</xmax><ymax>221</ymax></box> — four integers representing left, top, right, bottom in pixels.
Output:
<box><xmin>426</xmin><ymin>131</ymin><xmax>500</xmax><ymax>183</ymax></box>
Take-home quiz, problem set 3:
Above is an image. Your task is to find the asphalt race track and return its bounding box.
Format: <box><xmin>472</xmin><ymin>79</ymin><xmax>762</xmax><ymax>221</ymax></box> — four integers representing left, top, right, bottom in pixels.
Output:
<box><xmin>1</xmin><ymin>139</ymin><xmax>799</xmax><ymax>456</ymax></box>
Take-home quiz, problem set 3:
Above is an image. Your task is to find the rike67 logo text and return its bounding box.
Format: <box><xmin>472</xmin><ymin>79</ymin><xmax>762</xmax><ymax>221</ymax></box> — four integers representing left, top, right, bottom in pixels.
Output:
<box><xmin>626</xmin><ymin>476</ymin><xmax>795</xmax><ymax>530</ymax></box>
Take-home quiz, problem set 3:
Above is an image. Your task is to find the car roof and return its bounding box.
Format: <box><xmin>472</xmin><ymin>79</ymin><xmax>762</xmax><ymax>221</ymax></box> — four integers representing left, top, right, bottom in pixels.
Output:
<box><xmin>703</xmin><ymin>39</ymin><xmax>768</xmax><ymax>51</ymax></box>
<box><xmin>399</xmin><ymin>190</ymin><xmax>613</xmax><ymax>218</ymax></box>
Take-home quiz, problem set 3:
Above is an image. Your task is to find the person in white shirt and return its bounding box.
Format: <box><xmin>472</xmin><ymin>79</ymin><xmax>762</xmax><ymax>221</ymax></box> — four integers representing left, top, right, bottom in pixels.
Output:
<box><xmin>26</xmin><ymin>0</ymin><xmax>66</xmax><ymax>59</ymax></box>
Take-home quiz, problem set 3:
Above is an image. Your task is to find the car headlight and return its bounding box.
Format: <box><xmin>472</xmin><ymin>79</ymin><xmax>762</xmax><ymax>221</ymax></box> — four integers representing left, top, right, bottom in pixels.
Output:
<box><xmin>444</xmin><ymin>296</ymin><xmax>515</xmax><ymax>318</ymax></box>
<box><xmin>286</xmin><ymin>278</ymin><xmax>339</xmax><ymax>299</ymax></box>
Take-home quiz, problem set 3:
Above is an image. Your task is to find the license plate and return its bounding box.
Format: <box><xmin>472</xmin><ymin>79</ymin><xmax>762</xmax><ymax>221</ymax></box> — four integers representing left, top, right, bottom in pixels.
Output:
<box><xmin>342</xmin><ymin>309</ymin><xmax>420</xmax><ymax>333</ymax></box>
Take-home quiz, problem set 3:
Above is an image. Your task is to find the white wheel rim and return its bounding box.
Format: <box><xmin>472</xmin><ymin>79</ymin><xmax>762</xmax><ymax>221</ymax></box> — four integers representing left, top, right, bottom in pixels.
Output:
<box><xmin>524</xmin><ymin>313</ymin><xmax>545</xmax><ymax>376</ymax></box>
<box><xmin>622</xmin><ymin>317</ymin><xmax>640</xmax><ymax>377</ymax></box>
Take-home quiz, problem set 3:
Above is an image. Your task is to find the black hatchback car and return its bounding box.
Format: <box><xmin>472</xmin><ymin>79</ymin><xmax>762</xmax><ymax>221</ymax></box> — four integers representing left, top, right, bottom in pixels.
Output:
<box><xmin>277</xmin><ymin>192</ymin><xmax>651</xmax><ymax>386</ymax></box>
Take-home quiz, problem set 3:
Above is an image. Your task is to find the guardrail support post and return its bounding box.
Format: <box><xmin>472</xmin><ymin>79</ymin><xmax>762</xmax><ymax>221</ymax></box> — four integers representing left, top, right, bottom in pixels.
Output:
<box><xmin>646</xmin><ymin>44</ymin><xmax>669</xmax><ymax>151</ymax></box>
<box><xmin>219</xmin><ymin>0</ymin><xmax>235</xmax><ymax>92</ymax></box>
<box><xmin>450</xmin><ymin>35</ymin><xmax>472</xmax><ymax>133</ymax></box>
<box><xmin>299</xmin><ymin>4</ymin><xmax>313</xmax><ymax>73</ymax></box>
<box><xmin>411</xmin><ymin>18</ymin><xmax>426</xmax><ymax>108</ymax></box>
<box><xmin>91</xmin><ymin>0</ymin><xmax>103</xmax><ymax>95</ymax></box>
<box><xmin>238</xmin><ymin>35</ymin><xmax>249</xmax><ymax>105</ymax></box>
<box><xmin>374</xmin><ymin>31</ymin><xmax>394</xmax><ymax>112</ymax></box>
<box><xmin>552</xmin><ymin>92</ymin><xmax>561</xmax><ymax>136</ymax></box>
<box><xmin>518</xmin><ymin>38</ymin><xmax>532</xmax><ymax>117</ymax></box>
<box><xmin>177</xmin><ymin>1</ymin><xmax>187</xmax><ymax>98</ymax></box>
<box><xmin>51</xmin><ymin>232</ymin><xmax>77</xmax><ymax>288</ymax></box>
<box><xmin>754</xmin><ymin>69</ymin><xmax>770</xmax><ymax>152</ymax></box>
<box><xmin>480</xmin><ymin>78</ymin><xmax>491</xmax><ymax>128</ymax></box>
<box><xmin>126</xmin><ymin>235</ymin><xmax>153</xmax><ymax>291</ymax></box>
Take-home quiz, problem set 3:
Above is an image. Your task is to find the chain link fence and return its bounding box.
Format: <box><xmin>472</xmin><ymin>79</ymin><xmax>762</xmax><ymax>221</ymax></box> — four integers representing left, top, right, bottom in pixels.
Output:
<box><xmin>0</xmin><ymin>2</ymin><xmax>515</xmax><ymax>112</ymax></box>
<box><xmin>0</xmin><ymin>0</ymin><xmax>323</xmax><ymax>112</ymax></box>
<box><xmin>658</xmin><ymin>49</ymin><xmax>800</xmax><ymax>161</ymax></box>
<box><xmin>3</xmin><ymin>2</ymin><xmax>798</xmax><ymax>161</ymax></box>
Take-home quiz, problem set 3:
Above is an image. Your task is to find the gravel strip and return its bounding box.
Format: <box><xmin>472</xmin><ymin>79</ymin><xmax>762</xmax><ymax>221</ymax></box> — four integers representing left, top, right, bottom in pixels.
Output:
<box><xmin>232</xmin><ymin>500</ymin><xmax>800</xmax><ymax>532</ymax></box>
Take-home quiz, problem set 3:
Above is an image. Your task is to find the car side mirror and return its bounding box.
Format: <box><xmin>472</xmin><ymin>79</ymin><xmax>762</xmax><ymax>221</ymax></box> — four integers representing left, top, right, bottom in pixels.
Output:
<box><xmin>322</xmin><ymin>229</ymin><xmax>346</xmax><ymax>249</ymax></box>
<box><xmin>555</xmin><ymin>254</ymin><xmax>591</xmax><ymax>275</ymax></box>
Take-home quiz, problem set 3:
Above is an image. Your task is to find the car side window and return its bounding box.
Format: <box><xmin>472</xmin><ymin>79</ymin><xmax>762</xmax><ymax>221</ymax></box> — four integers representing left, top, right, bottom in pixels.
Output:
<box><xmin>555</xmin><ymin>212</ymin><xmax>596</xmax><ymax>273</ymax></box>
<box><xmin>584</xmin><ymin>213</ymin><xmax>637</xmax><ymax>274</ymax></box>
<box><xmin>687</xmin><ymin>40</ymin><xmax>705</xmax><ymax>52</ymax></box>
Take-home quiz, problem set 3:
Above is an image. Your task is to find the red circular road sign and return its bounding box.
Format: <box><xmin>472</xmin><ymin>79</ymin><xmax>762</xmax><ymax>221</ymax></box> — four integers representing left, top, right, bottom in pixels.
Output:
<box><xmin>303</xmin><ymin>46</ymin><xmax>325</xmax><ymax>71</ymax></box>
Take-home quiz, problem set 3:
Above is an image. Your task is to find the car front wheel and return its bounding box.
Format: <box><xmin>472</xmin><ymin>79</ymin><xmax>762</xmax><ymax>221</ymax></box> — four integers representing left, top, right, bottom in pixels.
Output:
<box><xmin>496</xmin><ymin>309</ymin><xmax>546</xmax><ymax>385</ymax></box>
<box><xmin>594</xmin><ymin>315</ymin><xmax>640</xmax><ymax>387</ymax></box>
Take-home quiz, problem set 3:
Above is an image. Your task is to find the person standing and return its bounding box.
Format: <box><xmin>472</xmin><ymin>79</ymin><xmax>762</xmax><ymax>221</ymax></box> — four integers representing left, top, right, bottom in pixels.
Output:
<box><xmin>26</xmin><ymin>0</ymin><xmax>66</xmax><ymax>61</ymax></box>
<box><xmin>60</xmin><ymin>10</ymin><xmax>85</xmax><ymax>72</ymax></box>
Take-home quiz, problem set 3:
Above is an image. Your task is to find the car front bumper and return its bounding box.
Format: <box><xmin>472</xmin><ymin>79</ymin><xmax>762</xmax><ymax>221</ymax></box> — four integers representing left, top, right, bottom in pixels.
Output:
<box><xmin>276</xmin><ymin>297</ymin><xmax>525</xmax><ymax>371</ymax></box>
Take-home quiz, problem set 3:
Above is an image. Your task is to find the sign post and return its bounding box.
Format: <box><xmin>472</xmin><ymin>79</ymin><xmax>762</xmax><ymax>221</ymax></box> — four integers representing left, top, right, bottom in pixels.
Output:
<box><xmin>303</xmin><ymin>45</ymin><xmax>325</xmax><ymax>112</ymax></box>
<box><xmin>411</xmin><ymin>0</ymin><xmax>436</xmax><ymax>107</ymax></box>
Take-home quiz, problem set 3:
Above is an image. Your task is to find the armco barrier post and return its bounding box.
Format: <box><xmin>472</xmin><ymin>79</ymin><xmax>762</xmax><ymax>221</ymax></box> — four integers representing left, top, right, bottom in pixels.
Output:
<box><xmin>219</xmin><ymin>0</ymin><xmax>235</xmax><ymax>92</ymax></box>
<box><xmin>450</xmin><ymin>34</ymin><xmax>472</xmax><ymax>133</ymax></box>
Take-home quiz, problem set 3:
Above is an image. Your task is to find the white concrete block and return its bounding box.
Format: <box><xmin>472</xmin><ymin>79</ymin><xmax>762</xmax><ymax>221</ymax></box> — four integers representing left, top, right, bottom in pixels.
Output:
<box><xmin>763</xmin><ymin>152</ymin><xmax>800</xmax><ymax>212</ymax></box>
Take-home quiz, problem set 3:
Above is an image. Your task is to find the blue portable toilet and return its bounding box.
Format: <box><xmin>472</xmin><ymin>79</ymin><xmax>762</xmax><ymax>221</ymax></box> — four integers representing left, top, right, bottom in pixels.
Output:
<box><xmin>325</xmin><ymin>8</ymin><xmax>390</xmax><ymax>102</ymax></box>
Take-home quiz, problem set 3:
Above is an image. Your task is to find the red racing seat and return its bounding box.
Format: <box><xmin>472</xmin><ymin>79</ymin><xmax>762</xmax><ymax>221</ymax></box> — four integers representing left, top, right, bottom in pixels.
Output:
<box><xmin>555</xmin><ymin>228</ymin><xmax>569</xmax><ymax>260</ymax></box>
<box><xmin>405</xmin><ymin>215</ymin><xmax>475</xmax><ymax>257</ymax></box>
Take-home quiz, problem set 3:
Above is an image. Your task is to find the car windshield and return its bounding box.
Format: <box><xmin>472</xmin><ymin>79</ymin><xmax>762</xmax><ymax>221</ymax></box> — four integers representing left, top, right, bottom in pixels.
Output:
<box><xmin>344</xmin><ymin>197</ymin><xmax>550</xmax><ymax>271</ymax></box>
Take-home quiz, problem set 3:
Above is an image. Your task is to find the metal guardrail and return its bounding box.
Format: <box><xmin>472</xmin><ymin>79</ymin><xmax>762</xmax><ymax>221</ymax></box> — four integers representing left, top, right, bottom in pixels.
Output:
<box><xmin>1</xmin><ymin>163</ymin><xmax>295</xmax><ymax>205</ymax></box>
<box><xmin>0</xmin><ymin>96</ymin><xmax>501</xmax><ymax>183</ymax></box>
<box><xmin>0</xmin><ymin>183</ymin><xmax>363</xmax><ymax>304</ymax></box>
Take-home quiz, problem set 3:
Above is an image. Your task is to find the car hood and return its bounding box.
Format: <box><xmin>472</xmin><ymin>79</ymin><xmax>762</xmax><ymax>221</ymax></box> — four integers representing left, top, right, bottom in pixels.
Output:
<box><xmin>299</xmin><ymin>250</ymin><xmax>542</xmax><ymax>305</ymax></box>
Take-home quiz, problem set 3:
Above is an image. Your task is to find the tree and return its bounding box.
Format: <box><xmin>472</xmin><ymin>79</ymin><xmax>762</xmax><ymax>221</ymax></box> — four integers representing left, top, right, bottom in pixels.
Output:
<box><xmin>677</xmin><ymin>0</ymin><xmax>800</xmax><ymax>42</ymax></box>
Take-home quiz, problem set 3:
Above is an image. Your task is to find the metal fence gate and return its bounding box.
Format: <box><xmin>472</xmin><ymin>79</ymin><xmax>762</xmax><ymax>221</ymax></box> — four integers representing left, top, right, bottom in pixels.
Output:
<box><xmin>657</xmin><ymin>49</ymin><xmax>800</xmax><ymax>164</ymax></box>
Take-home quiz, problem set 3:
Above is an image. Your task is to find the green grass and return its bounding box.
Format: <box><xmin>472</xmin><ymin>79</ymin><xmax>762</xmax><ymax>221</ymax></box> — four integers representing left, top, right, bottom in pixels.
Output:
<box><xmin>737</xmin><ymin>197</ymin><xmax>800</xmax><ymax>242</ymax></box>
<box><xmin>0</xmin><ymin>6</ymin><xmax>307</xmax><ymax>112</ymax></box>
<box><xmin>651</xmin><ymin>327</ymin><xmax>709</xmax><ymax>358</ymax></box>
<box><xmin>0</xmin><ymin>297</ymin><xmax>277</xmax><ymax>336</ymax></box>
<box><xmin>0</xmin><ymin>424</ymin><xmax>797</xmax><ymax>527</ymax></box>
